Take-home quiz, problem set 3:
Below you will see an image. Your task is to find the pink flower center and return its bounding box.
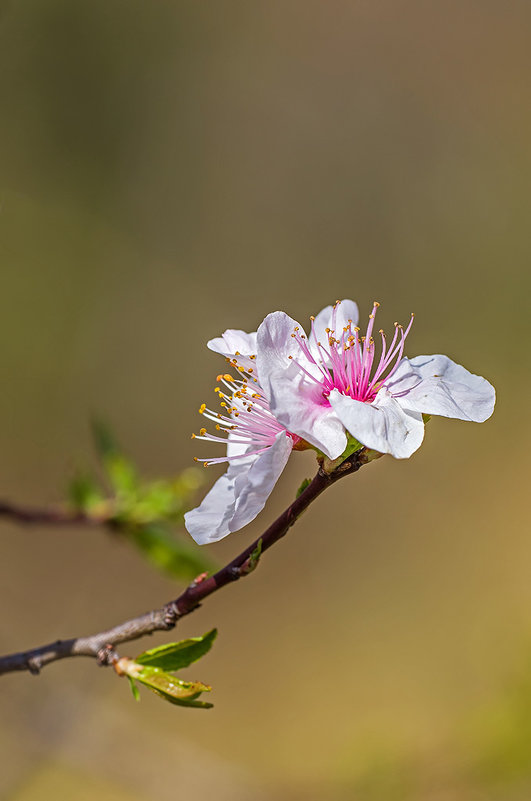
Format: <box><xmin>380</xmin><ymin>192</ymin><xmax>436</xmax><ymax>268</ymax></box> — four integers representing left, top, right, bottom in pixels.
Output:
<box><xmin>290</xmin><ymin>301</ymin><xmax>414</xmax><ymax>404</ymax></box>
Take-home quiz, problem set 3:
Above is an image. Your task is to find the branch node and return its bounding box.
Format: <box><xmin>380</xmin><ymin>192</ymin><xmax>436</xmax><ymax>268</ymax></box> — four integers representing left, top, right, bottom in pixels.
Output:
<box><xmin>96</xmin><ymin>644</ymin><xmax>119</xmax><ymax>667</ymax></box>
<box><xmin>162</xmin><ymin>602</ymin><xmax>181</xmax><ymax>629</ymax></box>
<box><xmin>26</xmin><ymin>658</ymin><xmax>41</xmax><ymax>676</ymax></box>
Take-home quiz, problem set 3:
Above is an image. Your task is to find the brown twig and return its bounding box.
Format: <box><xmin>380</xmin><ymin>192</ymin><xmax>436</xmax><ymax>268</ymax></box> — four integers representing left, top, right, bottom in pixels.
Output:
<box><xmin>0</xmin><ymin>449</ymin><xmax>374</xmax><ymax>677</ymax></box>
<box><xmin>0</xmin><ymin>502</ymin><xmax>103</xmax><ymax>526</ymax></box>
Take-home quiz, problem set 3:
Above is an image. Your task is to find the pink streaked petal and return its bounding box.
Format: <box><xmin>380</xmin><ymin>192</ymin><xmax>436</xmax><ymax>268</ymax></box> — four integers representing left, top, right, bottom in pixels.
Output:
<box><xmin>265</xmin><ymin>366</ymin><xmax>347</xmax><ymax>460</ymax></box>
<box><xmin>386</xmin><ymin>355</ymin><xmax>496</xmax><ymax>422</ymax></box>
<box><xmin>329</xmin><ymin>387</ymin><xmax>424</xmax><ymax>459</ymax></box>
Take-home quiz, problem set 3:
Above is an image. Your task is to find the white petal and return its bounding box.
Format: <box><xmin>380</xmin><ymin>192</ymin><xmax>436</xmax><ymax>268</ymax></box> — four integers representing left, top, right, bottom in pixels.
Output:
<box><xmin>184</xmin><ymin>462</ymin><xmax>245</xmax><ymax>545</ymax></box>
<box><xmin>257</xmin><ymin>309</ymin><xmax>326</xmax><ymax>404</ymax></box>
<box><xmin>208</xmin><ymin>329</ymin><xmax>258</xmax><ymax>372</ymax></box>
<box><xmin>386</xmin><ymin>355</ymin><xmax>496</xmax><ymax>422</ymax></box>
<box><xmin>184</xmin><ymin>434</ymin><xmax>293</xmax><ymax>544</ymax></box>
<box><xmin>329</xmin><ymin>388</ymin><xmax>425</xmax><ymax>459</ymax></box>
<box><xmin>257</xmin><ymin>312</ymin><xmax>347</xmax><ymax>459</ymax></box>
<box><xmin>312</xmin><ymin>299</ymin><xmax>359</xmax><ymax>344</ymax></box>
<box><xmin>230</xmin><ymin>432</ymin><xmax>293</xmax><ymax>531</ymax></box>
<box><xmin>208</xmin><ymin>328</ymin><xmax>257</xmax><ymax>357</ymax></box>
<box><xmin>264</xmin><ymin>366</ymin><xmax>347</xmax><ymax>459</ymax></box>
<box><xmin>256</xmin><ymin>311</ymin><xmax>305</xmax><ymax>372</ymax></box>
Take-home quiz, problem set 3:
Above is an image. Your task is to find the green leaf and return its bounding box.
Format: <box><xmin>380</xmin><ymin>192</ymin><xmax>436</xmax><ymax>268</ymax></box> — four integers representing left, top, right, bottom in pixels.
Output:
<box><xmin>127</xmin><ymin>676</ymin><xmax>140</xmax><ymax>701</ymax></box>
<box><xmin>154</xmin><ymin>694</ymin><xmax>213</xmax><ymax>709</ymax></box>
<box><xmin>127</xmin><ymin>523</ymin><xmax>216</xmax><ymax>580</ymax></box>
<box><xmin>91</xmin><ymin>418</ymin><xmax>120</xmax><ymax>460</ymax></box>
<box><xmin>135</xmin><ymin>666</ymin><xmax>210</xmax><ymax>696</ymax></box>
<box><xmin>136</xmin><ymin>629</ymin><xmax>217</xmax><ymax>671</ymax></box>
<box><xmin>296</xmin><ymin>478</ymin><xmax>311</xmax><ymax>498</ymax></box>
<box><xmin>134</xmin><ymin>665</ymin><xmax>212</xmax><ymax>708</ymax></box>
<box><xmin>107</xmin><ymin>454</ymin><xmax>138</xmax><ymax>495</ymax></box>
<box><xmin>91</xmin><ymin>418</ymin><xmax>138</xmax><ymax>494</ymax></box>
<box><xmin>68</xmin><ymin>473</ymin><xmax>104</xmax><ymax>512</ymax></box>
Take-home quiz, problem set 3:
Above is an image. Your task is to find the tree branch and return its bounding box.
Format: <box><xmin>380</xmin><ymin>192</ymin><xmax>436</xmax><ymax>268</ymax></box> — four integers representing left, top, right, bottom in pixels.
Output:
<box><xmin>0</xmin><ymin>449</ymin><xmax>374</xmax><ymax>677</ymax></box>
<box><xmin>0</xmin><ymin>501</ymin><xmax>102</xmax><ymax>526</ymax></box>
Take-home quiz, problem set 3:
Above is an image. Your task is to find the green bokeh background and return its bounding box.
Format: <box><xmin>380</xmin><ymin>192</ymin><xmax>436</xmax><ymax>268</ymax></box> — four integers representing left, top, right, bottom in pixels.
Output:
<box><xmin>0</xmin><ymin>2</ymin><xmax>529</xmax><ymax>799</ymax></box>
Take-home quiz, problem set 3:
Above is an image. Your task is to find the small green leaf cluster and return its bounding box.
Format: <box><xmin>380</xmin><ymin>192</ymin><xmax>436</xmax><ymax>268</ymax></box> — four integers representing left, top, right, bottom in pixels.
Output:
<box><xmin>121</xmin><ymin>629</ymin><xmax>217</xmax><ymax>709</ymax></box>
<box><xmin>68</xmin><ymin>420</ymin><xmax>214</xmax><ymax>581</ymax></box>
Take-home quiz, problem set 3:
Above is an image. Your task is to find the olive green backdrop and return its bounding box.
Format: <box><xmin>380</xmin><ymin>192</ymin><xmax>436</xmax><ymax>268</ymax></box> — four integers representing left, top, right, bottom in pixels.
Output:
<box><xmin>0</xmin><ymin>2</ymin><xmax>529</xmax><ymax>799</ymax></box>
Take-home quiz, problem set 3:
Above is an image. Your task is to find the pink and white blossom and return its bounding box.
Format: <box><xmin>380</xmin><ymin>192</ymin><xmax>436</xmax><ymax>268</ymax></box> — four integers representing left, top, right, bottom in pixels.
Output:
<box><xmin>185</xmin><ymin>299</ymin><xmax>495</xmax><ymax>544</ymax></box>
<box><xmin>257</xmin><ymin>300</ymin><xmax>495</xmax><ymax>460</ymax></box>
<box><xmin>184</xmin><ymin>302</ymin><xmax>356</xmax><ymax>544</ymax></box>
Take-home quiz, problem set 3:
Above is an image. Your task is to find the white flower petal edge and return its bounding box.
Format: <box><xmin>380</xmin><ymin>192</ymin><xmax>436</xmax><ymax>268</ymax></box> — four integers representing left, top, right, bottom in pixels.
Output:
<box><xmin>386</xmin><ymin>354</ymin><xmax>496</xmax><ymax>422</ymax></box>
<box><xmin>329</xmin><ymin>388</ymin><xmax>425</xmax><ymax>458</ymax></box>
<box><xmin>311</xmin><ymin>298</ymin><xmax>359</xmax><ymax>351</ymax></box>
<box><xmin>184</xmin><ymin>432</ymin><xmax>293</xmax><ymax>544</ymax></box>
<box><xmin>184</xmin><ymin>463</ymin><xmax>245</xmax><ymax>544</ymax></box>
<box><xmin>256</xmin><ymin>310</ymin><xmax>312</xmax><ymax>372</ymax></box>
<box><xmin>208</xmin><ymin>328</ymin><xmax>258</xmax><ymax>372</ymax></box>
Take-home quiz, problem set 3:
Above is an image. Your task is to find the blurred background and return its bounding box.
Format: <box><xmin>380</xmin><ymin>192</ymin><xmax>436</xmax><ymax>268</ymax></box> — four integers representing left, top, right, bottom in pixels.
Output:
<box><xmin>0</xmin><ymin>1</ymin><xmax>529</xmax><ymax>799</ymax></box>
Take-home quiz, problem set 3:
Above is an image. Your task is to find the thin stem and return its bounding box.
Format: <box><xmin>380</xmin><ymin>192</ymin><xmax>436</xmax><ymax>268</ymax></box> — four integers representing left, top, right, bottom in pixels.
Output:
<box><xmin>0</xmin><ymin>449</ymin><xmax>374</xmax><ymax>677</ymax></box>
<box><xmin>0</xmin><ymin>502</ymin><xmax>104</xmax><ymax>526</ymax></box>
